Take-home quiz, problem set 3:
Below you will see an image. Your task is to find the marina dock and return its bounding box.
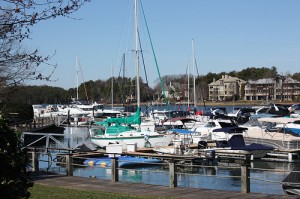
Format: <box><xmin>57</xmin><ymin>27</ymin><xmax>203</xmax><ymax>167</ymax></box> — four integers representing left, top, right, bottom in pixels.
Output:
<box><xmin>31</xmin><ymin>171</ymin><xmax>299</xmax><ymax>199</ymax></box>
<box><xmin>22</xmin><ymin>124</ymin><xmax>300</xmax><ymax>196</ymax></box>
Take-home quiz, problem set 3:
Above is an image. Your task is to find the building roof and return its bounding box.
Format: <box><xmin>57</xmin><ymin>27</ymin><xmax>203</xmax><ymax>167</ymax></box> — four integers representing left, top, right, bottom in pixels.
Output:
<box><xmin>208</xmin><ymin>75</ymin><xmax>246</xmax><ymax>86</ymax></box>
<box><xmin>247</xmin><ymin>78</ymin><xmax>275</xmax><ymax>84</ymax></box>
<box><xmin>246</xmin><ymin>77</ymin><xmax>300</xmax><ymax>84</ymax></box>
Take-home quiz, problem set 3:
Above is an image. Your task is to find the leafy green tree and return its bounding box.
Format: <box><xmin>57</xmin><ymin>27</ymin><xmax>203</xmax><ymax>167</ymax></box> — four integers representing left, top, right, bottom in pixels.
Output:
<box><xmin>292</xmin><ymin>73</ymin><xmax>300</xmax><ymax>82</ymax></box>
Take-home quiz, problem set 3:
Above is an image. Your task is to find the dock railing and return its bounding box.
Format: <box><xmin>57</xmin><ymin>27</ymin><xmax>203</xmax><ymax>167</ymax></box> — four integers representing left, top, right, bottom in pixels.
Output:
<box><xmin>25</xmin><ymin>148</ymin><xmax>297</xmax><ymax>194</ymax></box>
<box><xmin>10</xmin><ymin>115</ymin><xmax>71</xmax><ymax>131</ymax></box>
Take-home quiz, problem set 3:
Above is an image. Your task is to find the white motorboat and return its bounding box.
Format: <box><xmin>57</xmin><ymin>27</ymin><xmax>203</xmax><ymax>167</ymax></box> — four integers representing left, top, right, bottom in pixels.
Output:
<box><xmin>32</xmin><ymin>104</ymin><xmax>65</xmax><ymax>118</ymax></box>
<box><xmin>153</xmin><ymin>128</ymin><xmax>272</xmax><ymax>159</ymax></box>
<box><xmin>191</xmin><ymin>118</ymin><xmax>243</xmax><ymax>141</ymax></box>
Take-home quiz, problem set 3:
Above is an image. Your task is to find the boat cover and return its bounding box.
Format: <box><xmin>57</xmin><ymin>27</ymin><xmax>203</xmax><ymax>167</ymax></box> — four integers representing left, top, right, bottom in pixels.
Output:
<box><xmin>105</xmin><ymin>107</ymin><xmax>141</xmax><ymax>125</ymax></box>
<box><xmin>162</xmin><ymin>117</ymin><xmax>197</xmax><ymax>124</ymax></box>
<box><xmin>228</xmin><ymin>135</ymin><xmax>273</xmax><ymax>151</ymax></box>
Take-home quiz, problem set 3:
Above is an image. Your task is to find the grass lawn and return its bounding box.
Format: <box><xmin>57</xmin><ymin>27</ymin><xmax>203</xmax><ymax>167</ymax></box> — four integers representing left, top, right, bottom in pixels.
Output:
<box><xmin>29</xmin><ymin>183</ymin><xmax>169</xmax><ymax>199</ymax></box>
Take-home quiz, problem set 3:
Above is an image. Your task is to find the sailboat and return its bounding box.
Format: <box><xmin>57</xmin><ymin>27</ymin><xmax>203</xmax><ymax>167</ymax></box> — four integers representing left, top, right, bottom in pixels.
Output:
<box><xmin>89</xmin><ymin>0</ymin><xmax>175</xmax><ymax>149</ymax></box>
<box><xmin>57</xmin><ymin>55</ymin><xmax>123</xmax><ymax>122</ymax></box>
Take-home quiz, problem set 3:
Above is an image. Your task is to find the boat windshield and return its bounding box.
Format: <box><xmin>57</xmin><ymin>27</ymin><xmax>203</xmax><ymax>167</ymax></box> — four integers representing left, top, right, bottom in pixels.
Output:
<box><xmin>94</xmin><ymin>104</ymin><xmax>104</xmax><ymax>110</ymax></box>
<box><xmin>219</xmin><ymin>121</ymin><xmax>238</xmax><ymax>128</ymax></box>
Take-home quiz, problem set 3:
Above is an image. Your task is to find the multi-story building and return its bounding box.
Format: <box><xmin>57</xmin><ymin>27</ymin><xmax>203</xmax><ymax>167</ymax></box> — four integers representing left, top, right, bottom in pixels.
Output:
<box><xmin>208</xmin><ymin>75</ymin><xmax>246</xmax><ymax>101</ymax></box>
<box><xmin>244</xmin><ymin>77</ymin><xmax>300</xmax><ymax>101</ymax></box>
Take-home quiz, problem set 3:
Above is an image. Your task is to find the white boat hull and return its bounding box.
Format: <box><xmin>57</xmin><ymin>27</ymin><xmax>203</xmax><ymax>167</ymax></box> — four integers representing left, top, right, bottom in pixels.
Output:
<box><xmin>91</xmin><ymin>133</ymin><xmax>175</xmax><ymax>149</ymax></box>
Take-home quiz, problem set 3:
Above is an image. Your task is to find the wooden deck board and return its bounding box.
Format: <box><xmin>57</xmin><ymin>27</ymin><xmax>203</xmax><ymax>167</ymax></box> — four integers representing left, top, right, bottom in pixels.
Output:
<box><xmin>31</xmin><ymin>171</ymin><xmax>299</xmax><ymax>199</ymax></box>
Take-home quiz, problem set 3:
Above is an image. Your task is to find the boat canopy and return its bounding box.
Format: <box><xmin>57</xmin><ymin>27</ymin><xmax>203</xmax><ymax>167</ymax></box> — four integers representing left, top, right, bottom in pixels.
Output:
<box><xmin>257</xmin><ymin>117</ymin><xmax>300</xmax><ymax>124</ymax></box>
<box><xmin>105</xmin><ymin>107</ymin><xmax>141</xmax><ymax>125</ymax></box>
<box><xmin>169</xmin><ymin>128</ymin><xmax>195</xmax><ymax>134</ymax></box>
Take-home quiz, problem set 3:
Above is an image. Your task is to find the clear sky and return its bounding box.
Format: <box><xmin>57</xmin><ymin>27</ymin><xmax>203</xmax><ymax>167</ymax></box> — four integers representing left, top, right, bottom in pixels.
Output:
<box><xmin>25</xmin><ymin>0</ymin><xmax>300</xmax><ymax>90</ymax></box>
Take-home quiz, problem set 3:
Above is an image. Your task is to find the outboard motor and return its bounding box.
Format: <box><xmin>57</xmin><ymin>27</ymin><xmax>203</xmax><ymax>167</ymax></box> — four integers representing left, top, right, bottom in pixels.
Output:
<box><xmin>205</xmin><ymin>150</ymin><xmax>216</xmax><ymax>160</ymax></box>
<box><xmin>198</xmin><ymin>141</ymin><xmax>208</xmax><ymax>149</ymax></box>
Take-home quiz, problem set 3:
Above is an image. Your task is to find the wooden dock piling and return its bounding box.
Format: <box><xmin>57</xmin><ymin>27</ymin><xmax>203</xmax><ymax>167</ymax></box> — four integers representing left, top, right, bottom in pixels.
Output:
<box><xmin>241</xmin><ymin>164</ymin><xmax>250</xmax><ymax>193</ymax></box>
<box><xmin>66</xmin><ymin>153</ymin><xmax>73</xmax><ymax>176</ymax></box>
<box><xmin>32</xmin><ymin>150</ymin><xmax>39</xmax><ymax>172</ymax></box>
<box><xmin>111</xmin><ymin>157</ymin><xmax>119</xmax><ymax>182</ymax></box>
<box><xmin>169</xmin><ymin>159</ymin><xmax>177</xmax><ymax>188</ymax></box>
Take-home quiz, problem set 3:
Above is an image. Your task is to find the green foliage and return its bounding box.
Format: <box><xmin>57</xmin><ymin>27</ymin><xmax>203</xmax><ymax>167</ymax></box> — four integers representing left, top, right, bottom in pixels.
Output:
<box><xmin>0</xmin><ymin>117</ymin><xmax>32</xmax><ymax>198</ymax></box>
<box><xmin>0</xmin><ymin>102</ymin><xmax>33</xmax><ymax>124</ymax></box>
<box><xmin>2</xmin><ymin>66</ymin><xmax>298</xmax><ymax>104</ymax></box>
<box><xmin>2</xmin><ymin>85</ymin><xmax>70</xmax><ymax>104</ymax></box>
<box><xmin>292</xmin><ymin>73</ymin><xmax>300</xmax><ymax>82</ymax></box>
<box><xmin>237</xmin><ymin>67</ymin><xmax>277</xmax><ymax>81</ymax></box>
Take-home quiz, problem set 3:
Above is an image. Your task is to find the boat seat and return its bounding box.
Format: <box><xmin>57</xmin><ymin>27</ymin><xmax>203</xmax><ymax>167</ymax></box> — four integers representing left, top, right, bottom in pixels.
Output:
<box><xmin>216</xmin><ymin>140</ymin><xmax>229</xmax><ymax>148</ymax></box>
<box><xmin>207</xmin><ymin>141</ymin><xmax>216</xmax><ymax>148</ymax></box>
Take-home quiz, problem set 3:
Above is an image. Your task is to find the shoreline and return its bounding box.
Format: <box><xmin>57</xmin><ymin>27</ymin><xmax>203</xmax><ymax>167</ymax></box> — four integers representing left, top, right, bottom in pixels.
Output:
<box><xmin>106</xmin><ymin>100</ymin><xmax>298</xmax><ymax>107</ymax></box>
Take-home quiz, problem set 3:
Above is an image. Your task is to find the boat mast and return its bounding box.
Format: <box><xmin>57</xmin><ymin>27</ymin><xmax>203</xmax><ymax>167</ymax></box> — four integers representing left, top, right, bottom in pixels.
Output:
<box><xmin>135</xmin><ymin>0</ymin><xmax>140</xmax><ymax>108</ymax></box>
<box><xmin>111</xmin><ymin>63</ymin><xmax>114</xmax><ymax>109</ymax></box>
<box><xmin>192</xmin><ymin>39</ymin><xmax>197</xmax><ymax>110</ymax></box>
<box><xmin>77</xmin><ymin>55</ymin><xmax>89</xmax><ymax>101</ymax></box>
<box><xmin>76</xmin><ymin>54</ymin><xmax>79</xmax><ymax>100</ymax></box>
<box><xmin>187</xmin><ymin>60</ymin><xmax>190</xmax><ymax>109</ymax></box>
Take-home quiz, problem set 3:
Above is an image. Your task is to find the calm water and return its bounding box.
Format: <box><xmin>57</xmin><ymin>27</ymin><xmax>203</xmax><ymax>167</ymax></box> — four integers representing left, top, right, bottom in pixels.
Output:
<box><xmin>40</xmin><ymin>155</ymin><xmax>293</xmax><ymax>195</ymax></box>
<box><xmin>37</xmin><ymin>124</ymin><xmax>296</xmax><ymax>196</ymax></box>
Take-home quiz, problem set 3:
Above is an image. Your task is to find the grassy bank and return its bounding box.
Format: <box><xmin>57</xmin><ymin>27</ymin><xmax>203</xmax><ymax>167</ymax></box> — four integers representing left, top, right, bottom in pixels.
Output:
<box><xmin>28</xmin><ymin>184</ymin><xmax>168</xmax><ymax>199</ymax></box>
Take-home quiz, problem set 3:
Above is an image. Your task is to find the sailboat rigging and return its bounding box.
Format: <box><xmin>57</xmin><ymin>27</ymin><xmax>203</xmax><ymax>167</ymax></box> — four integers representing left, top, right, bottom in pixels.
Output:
<box><xmin>89</xmin><ymin>0</ymin><xmax>175</xmax><ymax>149</ymax></box>
<box><xmin>76</xmin><ymin>54</ymin><xmax>89</xmax><ymax>102</ymax></box>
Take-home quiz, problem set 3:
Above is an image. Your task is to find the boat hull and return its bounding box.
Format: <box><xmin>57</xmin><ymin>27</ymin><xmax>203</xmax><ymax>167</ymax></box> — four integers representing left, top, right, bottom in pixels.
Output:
<box><xmin>83</xmin><ymin>156</ymin><xmax>162</xmax><ymax>168</ymax></box>
<box><xmin>91</xmin><ymin>133</ymin><xmax>175</xmax><ymax>149</ymax></box>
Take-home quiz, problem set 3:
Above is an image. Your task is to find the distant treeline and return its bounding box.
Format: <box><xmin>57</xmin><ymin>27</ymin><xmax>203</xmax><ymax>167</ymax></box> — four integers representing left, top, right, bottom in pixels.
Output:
<box><xmin>2</xmin><ymin>66</ymin><xmax>300</xmax><ymax>105</ymax></box>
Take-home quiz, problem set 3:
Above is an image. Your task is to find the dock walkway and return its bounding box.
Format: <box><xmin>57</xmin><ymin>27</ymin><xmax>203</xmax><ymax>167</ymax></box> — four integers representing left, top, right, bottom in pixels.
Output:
<box><xmin>31</xmin><ymin>171</ymin><xmax>298</xmax><ymax>199</ymax></box>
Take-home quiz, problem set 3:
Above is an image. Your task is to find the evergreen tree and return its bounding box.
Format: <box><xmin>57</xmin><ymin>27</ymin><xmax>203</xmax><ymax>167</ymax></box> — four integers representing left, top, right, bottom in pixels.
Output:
<box><xmin>0</xmin><ymin>117</ymin><xmax>32</xmax><ymax>198</ymax></box>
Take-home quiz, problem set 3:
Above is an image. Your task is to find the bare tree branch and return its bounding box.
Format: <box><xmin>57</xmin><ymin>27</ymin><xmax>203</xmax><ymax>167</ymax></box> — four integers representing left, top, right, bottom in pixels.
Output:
<box><xmin>0</xmin><ymin>0</ymin><xmax>89</xmax><ymax>96</ymax></box>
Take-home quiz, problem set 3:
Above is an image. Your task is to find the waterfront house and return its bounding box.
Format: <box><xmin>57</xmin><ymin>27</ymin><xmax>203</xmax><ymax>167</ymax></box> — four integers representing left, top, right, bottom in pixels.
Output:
<box><xmin>244</xmin><ymin>77</ymin><xmax>300</xmax><ymax>101</ymax></box>
<box><xmin>208</xmin><ymin>75</ymin><xmax>246</xmax><ymax>101</ymax></box>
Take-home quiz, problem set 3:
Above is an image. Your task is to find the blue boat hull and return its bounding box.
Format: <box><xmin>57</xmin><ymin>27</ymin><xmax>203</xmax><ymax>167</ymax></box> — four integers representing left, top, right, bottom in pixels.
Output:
<box><xmin>83</xmin><ymin>156</ymin><xmax>162</xmax><ymax>168</ymax></box>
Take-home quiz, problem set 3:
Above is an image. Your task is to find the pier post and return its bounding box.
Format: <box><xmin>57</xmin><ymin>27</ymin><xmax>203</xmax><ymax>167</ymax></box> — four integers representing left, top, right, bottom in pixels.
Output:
<box><xmin>66</xmin><ymin>153</ymin><xmax>73</xmax><ymax>176</ymax></box>
<box><xmin>169</xmin><ymin>159</ymin><xmax>177</xmax><ymax>188</ymax></box>
<box><xmin>32</xmin><ymin>150</ymin><xmax>39</xmax><ymax>172</ymax></box>
<box><xmin>111</xmin><ymin>156</ymin><xmax>119</xmax><ymax>182</ymax></box>
<box><xmin>241</xmin><ymin>165</ymin><xmax>250</xmax><ymax>193</ymax></box>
